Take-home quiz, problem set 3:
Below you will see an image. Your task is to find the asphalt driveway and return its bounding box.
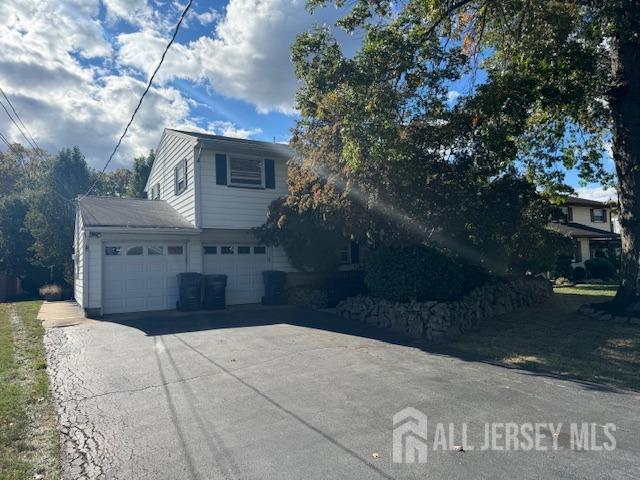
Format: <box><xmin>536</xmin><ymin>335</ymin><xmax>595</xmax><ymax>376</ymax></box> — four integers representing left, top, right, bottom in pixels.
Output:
<box><xmin>44</xmin><ymin>304</ymin><xmax>640</xmax><ymax>479</ymax></box>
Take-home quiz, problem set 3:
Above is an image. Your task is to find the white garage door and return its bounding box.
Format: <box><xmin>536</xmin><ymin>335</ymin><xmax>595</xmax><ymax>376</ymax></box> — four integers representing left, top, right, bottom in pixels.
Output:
<box><xmin>202</xmin><ymin>245</ymin><xmax>269</xmax><ymax>305</ymax></box>
<box><xmin>103</xmin><ymin>243</ymin><xmax>187</xmax><ymax>314</ymax></box>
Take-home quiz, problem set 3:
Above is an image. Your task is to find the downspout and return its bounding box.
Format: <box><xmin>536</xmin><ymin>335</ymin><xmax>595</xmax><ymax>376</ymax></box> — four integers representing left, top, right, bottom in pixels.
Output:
<box><xmin>194</xmin><ymin>142</ymin><xmax>204</xmax><ymax>229</ymax></box>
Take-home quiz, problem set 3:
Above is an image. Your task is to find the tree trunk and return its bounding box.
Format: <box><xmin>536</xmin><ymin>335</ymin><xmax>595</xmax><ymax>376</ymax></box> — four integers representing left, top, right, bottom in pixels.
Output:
<box><xmin>611</xmin><ymin>3</ymin><xmax>640</xmax><ymax>311</ymax></box>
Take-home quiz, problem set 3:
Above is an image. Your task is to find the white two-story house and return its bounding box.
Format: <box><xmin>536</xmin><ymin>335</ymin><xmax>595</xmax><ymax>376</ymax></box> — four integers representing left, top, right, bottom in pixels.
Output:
<box><xmin>548</xmin><ymin>196</ymin><xmax>620</xmax><ymax>268</ymax></box>
<box><xmin>73</xmin><ymin>128</ymin><xmax>303</xmax><ymax>316</ymax></box>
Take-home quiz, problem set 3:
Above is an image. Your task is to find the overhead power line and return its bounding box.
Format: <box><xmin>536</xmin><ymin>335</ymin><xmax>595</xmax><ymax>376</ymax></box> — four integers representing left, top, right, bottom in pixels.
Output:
<box><xmin>81</xmin><ymin>0</ymin><xmax>193</xmax><ymax>198</ymax></box>
<box><xmin>0</xmin><ymin>92</ymin><xmax>74</xmax><ymax>203</ymax></box>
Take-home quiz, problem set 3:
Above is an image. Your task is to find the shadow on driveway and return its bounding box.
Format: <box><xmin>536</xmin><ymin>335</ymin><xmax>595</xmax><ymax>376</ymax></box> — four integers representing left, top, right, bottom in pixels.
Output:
<box><xmin>100</xmin><ymin>297</ymin><xmax>637</xmax><ymax>395</ymax></box>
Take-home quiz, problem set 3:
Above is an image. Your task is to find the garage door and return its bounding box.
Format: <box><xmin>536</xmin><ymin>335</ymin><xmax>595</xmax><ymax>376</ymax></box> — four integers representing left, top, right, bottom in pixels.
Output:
<box><xmin>103</xmin><ymin>243</ymin><xmax>186</xmax><ymax>314</ymax></box>
<box><xmin>202</xmin><ymin>245</ymin><xmax>269</xmax><ymax>304</ymax></box>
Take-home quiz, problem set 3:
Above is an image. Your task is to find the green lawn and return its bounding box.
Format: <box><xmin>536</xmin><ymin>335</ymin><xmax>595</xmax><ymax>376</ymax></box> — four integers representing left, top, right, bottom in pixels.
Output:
<box><xmin>444</xmin><ymin>284</ymin><xmax>640</xmax><ymax>391</ymax></box>
<box><xmin>0</xmin><ymin>301</ymin><xmax>60</xmax><ymax>480</ymax></box>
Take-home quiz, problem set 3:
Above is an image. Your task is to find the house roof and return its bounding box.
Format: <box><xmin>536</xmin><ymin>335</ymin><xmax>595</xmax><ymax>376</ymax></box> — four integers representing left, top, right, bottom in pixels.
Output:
<box><xmin>564</xmin><ymin>196</ymin><xmax>610</xmax><ymax>207</ymax></box>
<box><xmin>78</xmin><ymin>196</ymin><xmax>196</xmax><ymax>230</ymax></box>
<box><xmin>547</xmin><ymin>222</ymin><xmax>620</xmax><ymax>239</ymax></box>
<box><xmin>167</xmin><ymin>128</ymin><xmax>294</xmax><ymax>158</ymax></box>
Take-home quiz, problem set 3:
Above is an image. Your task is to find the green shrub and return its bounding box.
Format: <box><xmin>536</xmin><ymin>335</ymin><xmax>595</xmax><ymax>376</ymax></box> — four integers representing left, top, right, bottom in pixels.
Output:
<box><xmin>555</xmin><ymin>254</ymin><xmax>574</xmax><ymax>278</ymax></box>
<box><xmin>572</xmin><ymin>266</ymin><xmax>586</xmax><ymax>281</ymax></box>
<box><xmin>584</xmin><ymin>258</ymin><xmax>615</xmax><ymax>279</ymax></box>
<box><xmin>459</xmin><ymin>261</ymin><xmax>491</xmax><ymax>294</ymax></box>
<box><xmin>365</xmin><ymin>246</ymin><xmax>464</xmax><ymax>302</ymax></box>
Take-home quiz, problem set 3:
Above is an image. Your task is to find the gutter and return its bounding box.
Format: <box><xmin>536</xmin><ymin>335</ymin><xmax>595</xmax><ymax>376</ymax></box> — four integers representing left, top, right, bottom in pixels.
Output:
<box><xmin>85</xmin><ymin>226</ymin><xmax>202</xmax><ymax>235</ymax></box>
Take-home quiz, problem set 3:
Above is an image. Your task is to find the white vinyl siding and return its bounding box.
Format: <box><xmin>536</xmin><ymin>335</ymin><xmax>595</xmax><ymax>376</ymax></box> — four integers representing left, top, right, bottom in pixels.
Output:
<box><xmin>145</xmin><ymin>131</ymin><xmax>197</xmax><ymax>225</ymax></box>
<box><xmin>569</xmin><ymin>205</ymin><xmax>612</xmax><ymax>230</ymax></box>
<box><xmin>200</xmin><ymin>150</ymin><xmax>289</xmax><ymax>229</ymax></box>
<box><xmin>73</xmin><ymin>211</ymin><xmax>85</xmax><ymax>307</ymax></box>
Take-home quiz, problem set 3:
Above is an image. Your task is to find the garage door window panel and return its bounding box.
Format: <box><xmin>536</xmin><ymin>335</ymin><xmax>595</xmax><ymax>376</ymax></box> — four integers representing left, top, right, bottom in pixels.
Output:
<box><xmin>148</xmin><ymin>246</ymin><xmax>164</xmax><ymax>255</ymax></box>
<box><xmin>203</xmin><ymin>246</ymin><xmax>217</xmax><ymax>255</ymax></box>
<box><xmin>105</xmin><ymin>246</ymin><xmax>122</xmax><ymax>256</ymax></box>
<box><xmin>221</xmin><ymin>246</ymin><xmax>234</xmax><ymax>255</ymax></box>
<box><xmin>168</xmin><ymin>246</ymin><xmax>184</xmax><ymax>255</ymax></box>
<box><xmin>127</xmin><ymin>246</ymin><xmax>144</xmax><ymax>256</ymax></box>
<box><xmin>238</xmin><ymin>246</ymin><xmax>251</xmax><ymax>254</ymax></box>
<box><xmin>253</xmin><ymin>246</ymin><xmax>266</xmax><ymax>254</ymax></box>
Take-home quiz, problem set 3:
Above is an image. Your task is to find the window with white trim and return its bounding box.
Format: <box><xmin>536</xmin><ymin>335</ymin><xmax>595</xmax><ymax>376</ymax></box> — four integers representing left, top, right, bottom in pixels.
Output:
<box><xmin>174</xmin><ymin>159</ymin><xmax>188</xmax><ymax>195</ymax></box>
<box><xmin>229</xmin><ymin>157</ymin><xmax>263</xmax><ymax>188</ymax></box>
<box><xmin>150</xmin><ymin>183</ymin><xmax>161</xmax><ymax>200</ymax></box>
<box><xmin>592</xmin><ymin>208</ymin><xmax>605</xmax><ymax>222</ymax></box>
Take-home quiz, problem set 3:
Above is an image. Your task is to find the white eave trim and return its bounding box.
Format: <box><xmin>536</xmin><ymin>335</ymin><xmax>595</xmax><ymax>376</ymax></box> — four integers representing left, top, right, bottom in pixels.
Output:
<box><xmin>85</xmin><ymin>226</ymin><xmax>202</xmax><ymax>235</ymax></box>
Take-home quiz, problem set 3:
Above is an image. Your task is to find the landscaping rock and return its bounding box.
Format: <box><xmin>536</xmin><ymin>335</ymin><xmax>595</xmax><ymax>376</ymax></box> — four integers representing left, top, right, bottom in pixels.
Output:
<box><xmin>336</xmin><ymin>278</ymin><xmax>552</xmax><ymax>342</ymax></box>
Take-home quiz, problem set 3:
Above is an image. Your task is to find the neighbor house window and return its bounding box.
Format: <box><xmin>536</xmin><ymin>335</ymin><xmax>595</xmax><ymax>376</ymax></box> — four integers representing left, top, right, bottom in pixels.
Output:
<box><xmin>560</xmin><ymin>206</ymin><xmax>573</xmax><ymax>223</ymax></box>
<box><xmin>228</xmin><ymin>157</ymin><xmax>263</xmax><ymax>188</ymax></box>
<box><xmin>174</xmin><ymin>159</ymin><xmax>188</xmax><ymax>195</ymax></box>
<box><xmin>150</xmin><ymin>183</ymin><xmax>161</xmax><ymax>200</ymax></box>
<box><xmin>126</xmin><ymin>246</ymin><xmax>143</xmax><ymax>256</ymax></box>
<box><xmin>168</xmin><ymin>246</ymin><xmax>183</xmax><ymax>255</ymax></box>
<box><xmin>592</xmin><ymin>208</ymin><xmax>606</xmax><ymax>223</ymax></box>
<box><xmin>203</xmin><ymin>246</ymin><xmax>217</xmax><ymax>255</ymax></box>
<box><xmin>105</xmin><ymin>246</ymin><xmax>122</xmax><ymax>256</ymax></box>
<box><xmin>147</xmin><ymin>246</ymin><xmax>163</xmax><ymax>255</ymax></box>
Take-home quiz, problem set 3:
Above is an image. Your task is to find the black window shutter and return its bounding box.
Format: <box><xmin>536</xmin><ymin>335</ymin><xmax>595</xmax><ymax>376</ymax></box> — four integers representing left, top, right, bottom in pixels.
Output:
<box><xmin>350</xmin><ymin>242</ymin><xmax>360</xmax><ymax>264</ymax></box>
<box><xmin>590</xmin><ymin>208</ymin><xmax>595</xmax><ymax>222</ymax></box>
<box><xmin>215</xmin><ymin>154</ymin><xmax>227</xmax><ymax>185</ymax></box>
<box><xmin>603</xmin><ymin>209</ymin><xmax>607</xmax><ymax>223</ymax></box>
<box><xmin>568</xmin><ymin>206</ymin><xmax>573</xmax><ymax>222</ymax></box>
<box><xmin>265</xmin><ymin>159</ymin><xmax>275</xmax><ymax>189</ymax></box>
<box><xmin>184</xmin><ymin>159</ymin><xmax>188</xmax><ymax>188</ymax></box>
<box><xmin>174</xmin><ymin>165</ymin><xmax>178</xmax><ymax>194</ymax></box>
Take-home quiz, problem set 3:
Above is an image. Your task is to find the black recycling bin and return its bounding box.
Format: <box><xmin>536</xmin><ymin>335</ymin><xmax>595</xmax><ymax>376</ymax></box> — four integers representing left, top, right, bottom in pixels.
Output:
<box><xmin>262</xmin><ymin>270</ymin><xmax>287</xmax><ymax>305</ymax></box>
<box><xmin>176</xmin><ymin>272</ymin><xmax>202</xmax><ymax>311</ymax></box>
<box><xmin>203</xmin><ymin>274</ymin><xmax>228</xmax><ymax>310</ymax></box>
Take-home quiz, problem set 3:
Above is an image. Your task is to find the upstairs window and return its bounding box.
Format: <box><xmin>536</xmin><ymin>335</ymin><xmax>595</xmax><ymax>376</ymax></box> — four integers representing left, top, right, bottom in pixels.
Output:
<box><xmin>174</xmin><ymin>159</ymin><xmax>188</xmax><ymax>195</ymax></box>
<box><xmin>559</xmin><ymin>206</ymin><xmax>573</xmax><ymax>223</ymax></box>
<box><xmin>229</xmin><ymin>157</ymin><xmax>263</xmax><ymax>188</ymax></box>
<box><xmin>591</xmin><ymin>208</ymin><xmax>606</xmax><ymax>223</ymax></box>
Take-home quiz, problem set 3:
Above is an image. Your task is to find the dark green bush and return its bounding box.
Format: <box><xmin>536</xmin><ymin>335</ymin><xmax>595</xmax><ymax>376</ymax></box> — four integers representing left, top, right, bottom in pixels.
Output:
<box><xmin>584</xmin><ymin>258</ymin><xmax>615</xmax><ymax>279</ymax></box>
<box><xmin>365</xmin><ymin>246</ymin><xmax>464</xmax><ymax>302</ymax></box>
<box><xmin>555</xmin><ymin>254</ymin><xmax>574</xmax><ymax>278</ymax></box>
<box><xmin>459</xmin><ymin>261</ymin><xmax>491</xmax><ymax>294</ymax></box>
<box><xmin>572</xmin><ymin>266</ymin><xmax>586</xmax><ymax>281</ymax></box>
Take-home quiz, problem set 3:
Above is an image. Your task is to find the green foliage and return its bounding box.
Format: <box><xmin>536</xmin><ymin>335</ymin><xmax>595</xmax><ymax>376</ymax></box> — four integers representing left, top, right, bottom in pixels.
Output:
<box><xmin>254</xmin><ymin>163</ymin><xmax>348</xmax><ymax>272</ymax></box>
<box><xmin>127</xmin><ymin>150</ymin><xmax>155</xmax><ymax>198</ymax></box>
<box><xmin>0</xmin><ymin>196</ymin><xmax>33</xmax><ymax>277</ymax></box>
<box><xmin>25</xmin><ymin>147</ymin><xmax>91</xmax><ymax>284</ymax></box>
<box><xmin>555</xmin><ymin>254</ymin><xmax>574</xmax><ymax>278</ymax></box>
<box><xmin>365</xmin><ymin>245</ymin><xmax>464</xmax><ymax>302</ymax></box>
<box><xmin>572</xmin><ymin>266</ymin><xmax>586</xmax><ymax>281</ymax></box>
<box><xmin>584</xmin><ymin>258</ymin><xmax>616</xmax><ymax>279</ymax></box>
<box><xmin>93</xmin><ymin>168</ymin><xmax>132</xmax><ymax>197</ymax></box>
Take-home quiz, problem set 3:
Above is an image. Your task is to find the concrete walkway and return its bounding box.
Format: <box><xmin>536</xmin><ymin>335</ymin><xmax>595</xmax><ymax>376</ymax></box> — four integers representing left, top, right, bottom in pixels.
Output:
<box><xmin>38</xmin><ymin>301</ymin><xmax>89</xmax><ymax>329</ymax></box>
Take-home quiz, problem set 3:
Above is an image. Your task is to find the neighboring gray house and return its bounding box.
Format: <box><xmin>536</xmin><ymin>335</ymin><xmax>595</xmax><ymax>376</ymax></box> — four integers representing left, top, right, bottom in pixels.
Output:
<box><xmin>73</xmin><ymin>128</ymin><xmax>302</xmax><ymax>316</ymax></box>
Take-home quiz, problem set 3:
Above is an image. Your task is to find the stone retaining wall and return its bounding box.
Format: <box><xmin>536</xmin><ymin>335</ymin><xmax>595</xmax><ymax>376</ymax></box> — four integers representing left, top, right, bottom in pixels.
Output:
<box><xmin>335</xmin><ymin>278</ymin><xmax>552</xmax><ymax>342</ymax></box>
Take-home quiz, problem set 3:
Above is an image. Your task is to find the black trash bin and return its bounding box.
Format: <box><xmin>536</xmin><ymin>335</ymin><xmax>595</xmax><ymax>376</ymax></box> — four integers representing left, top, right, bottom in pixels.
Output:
<box><xmin>202</xmin><ymin>274</ymin><xmax>228</xmax><ymax>310</ymax></box>
<box><xmin>176</xmin><ymin>272</ymin><xmax>202</xmax><ymax>311</ymax></box>
<box><xmin>262</xmin><ymin>270</ymin><xmax>287</xmax><ymax>305</ymax></box>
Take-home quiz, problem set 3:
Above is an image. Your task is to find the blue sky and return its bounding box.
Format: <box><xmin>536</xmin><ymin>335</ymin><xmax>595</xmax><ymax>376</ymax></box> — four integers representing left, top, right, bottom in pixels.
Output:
<box><xmin>0</xmin><ymin>0</ymin><xmax>616</xmax><ymax>201</ymax></box>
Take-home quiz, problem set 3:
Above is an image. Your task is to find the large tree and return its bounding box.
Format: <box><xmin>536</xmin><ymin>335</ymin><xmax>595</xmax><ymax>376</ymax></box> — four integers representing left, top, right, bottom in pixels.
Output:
<box><xmin>25</xmin><ymin>147</ymin><xmax>91</xmax><ymax>283</ymax></box>
<box><xmin>127</xmin><ymin>150</ymin><xmax>155</xmax><ymax>198</ymax></box>
<box><xmin>295</xmin><ymin>0</ymin><xmax>638</xmax><ymax>309</ymax></box>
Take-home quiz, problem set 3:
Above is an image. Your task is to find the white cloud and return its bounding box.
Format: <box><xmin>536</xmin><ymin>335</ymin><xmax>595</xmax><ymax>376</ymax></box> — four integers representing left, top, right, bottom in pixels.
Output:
<box><xmin>574</xmin><ymin>185</ymin><xmax>618</xmax><ymax>203</ymax></box>
<box><xmin>115</xmin><ymin>0</ymin><xmax>357</xmax><ymax>114</ymax></box>
<box><xmin>206</xmin><ymin>121</ymin><xmax>262</xmax><ymax>139</ymax></box>
<box><xmin>195</xmin><ymin>9</ymin><xmax>221</xmax><ymax>25</ymax></box>
<box><xmin>447</xmin><ymin>90</ymin><xmax>461</xmax><ymax>104</ymax></box>
<box><xmin>0</xmin><ymin>0</ymin><xmax>195</xmax><ymax>168</ymax></box>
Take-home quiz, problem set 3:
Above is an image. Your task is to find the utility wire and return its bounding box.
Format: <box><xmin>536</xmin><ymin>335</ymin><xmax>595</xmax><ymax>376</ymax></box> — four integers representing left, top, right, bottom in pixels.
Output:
<box><xmin>81</xmin><ymin>0</ymin><xmax>193</xmax><ymax>198</ymax></box>
<box><xmin>0</xmin><ymin>87</ymin><xmax>46</xmax><ymax>158</ymax></box>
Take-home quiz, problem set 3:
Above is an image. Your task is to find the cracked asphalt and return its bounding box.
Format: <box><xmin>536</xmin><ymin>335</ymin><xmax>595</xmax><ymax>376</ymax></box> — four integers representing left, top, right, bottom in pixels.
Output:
<box><xmin>44</xmin><ymin>306</ymin><xmax>640</xmax><ymax>479</ymax></box>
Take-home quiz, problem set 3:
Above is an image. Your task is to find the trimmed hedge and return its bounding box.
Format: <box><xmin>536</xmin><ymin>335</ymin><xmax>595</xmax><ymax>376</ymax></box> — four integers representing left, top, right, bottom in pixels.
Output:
<box><xmin>572</xmin><ymin>266</ymin><xmax>586</xmax><ymax>281</ymax></box>
<box><xmin>584</xmin><ymin>257</ymin><xmax>615</xmax><ymax>279</ymax></box>
<box><xmin>365</xmin><ymin>246</ymin><xmax>464</xmax><ymax>302</ymax></box>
